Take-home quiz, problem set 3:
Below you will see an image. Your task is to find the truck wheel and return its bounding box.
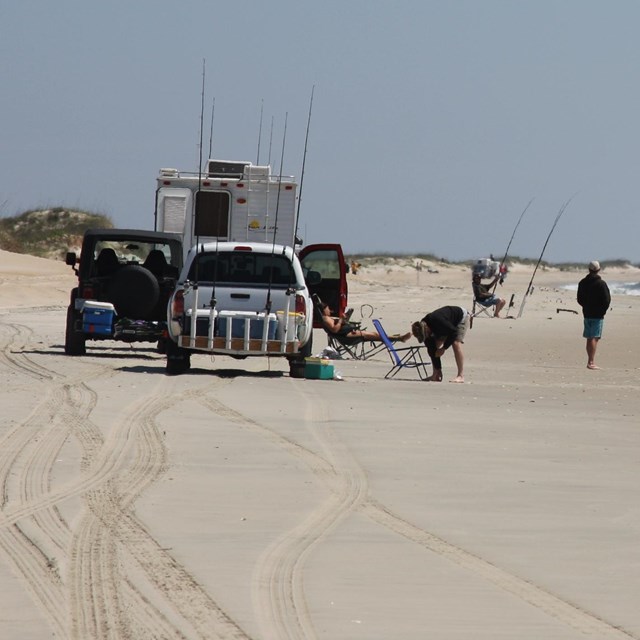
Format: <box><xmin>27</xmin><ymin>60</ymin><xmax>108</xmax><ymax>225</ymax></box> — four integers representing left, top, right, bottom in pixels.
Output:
<box><xmin>288</xmin><ymin>331</ymin><xmax>312</xmax><ymax>378</ymax></box>
<box><xmin>288</xmin><ymin>358</ymin><xmax>306</xmax><ymax>378</ymax></box>
<box><xmin>65</xmin><ymin>306</ymin><xmax>86</xmax><ymax>355</ymax></box>
<box><xmin>108</xmin><ymin>265</ymin><xmax>160</xmax><ymax>319</ymax></box>
<box><xmin>166</xmin><ymin>340</ymin><xmax>191</xmax><ymax>376</ymax></box>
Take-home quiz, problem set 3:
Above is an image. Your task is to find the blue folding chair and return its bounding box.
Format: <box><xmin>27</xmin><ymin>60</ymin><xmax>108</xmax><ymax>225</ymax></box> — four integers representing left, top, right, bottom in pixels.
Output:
<box><xmin>372</xmin><ymin>319</ymin><xmax>430</xmax><ymax>380</ymax></box>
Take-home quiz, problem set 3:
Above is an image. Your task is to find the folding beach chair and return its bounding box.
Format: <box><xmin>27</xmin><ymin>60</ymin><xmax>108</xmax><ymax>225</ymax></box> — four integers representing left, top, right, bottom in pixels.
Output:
<box><xmin>470</xmin><ymin>297</ymin><xmax>493</xmax><ymax>327</ymax></box>
<box><xmin>313</xmin><ymin>296</ymin><xmax>385</xmax><ymax>361</ymax></box>
<box><xmin>325</xmin><ymin>331</ymin><xmax>386</xmax><ymax>360</ymax></box>
<box><xmin>372</xmin><ymin>319</ymin><xmax>430</xmax><ymax>380</ymax></box>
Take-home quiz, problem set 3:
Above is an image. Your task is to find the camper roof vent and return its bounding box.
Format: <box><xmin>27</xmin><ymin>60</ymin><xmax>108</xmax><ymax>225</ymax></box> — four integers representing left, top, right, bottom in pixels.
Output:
<box><xmin>245</xmin><ymin>164</ymin><xmax>270</xmax><ymax>178</ymax></box>
<box><xmin>207</xmin><ymin>160</ymin><xmax>250</xmax><ymax>179</ymax></box>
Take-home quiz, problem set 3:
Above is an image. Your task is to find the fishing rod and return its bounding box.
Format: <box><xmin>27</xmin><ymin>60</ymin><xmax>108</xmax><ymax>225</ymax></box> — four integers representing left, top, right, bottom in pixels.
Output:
<box><xmin>188</xmin><ymin>58</ymin><xmax>207</xmax><ymax>346</ymax></box>
<box><xmin>265</xmin><ymin>112</ymin><xmax>289</xmax><ymax>316</ymax></box>
<box><xmin>492</xmin><ymin>197</ymin><xmax>534</xmax><ymax>294</ymax></box>
<box><xmin>272</xmin><ymin>113</ymin><xmax>287</xmax><ymax>246</ymax></box>
<box><xmin>294</xmin><ymin>85</ymin><xmax>315</xmax><ymax>246</ymax></box>
<box><xmin>197</xmin><ymin>59</ymin><xmax>206</xmax><ymax>177</ymax></box>
<box><xmin>517</xmin><ymin>196</ymin><xmax>574</xmax><ymax>318</ymax></box>
<box><xmin>194</xmin><ymin>59</ymin><xmax>206</xmax><ymax>283</ymax></box>
<box><xmin>256</xmin><ymin>98</ymin><xmax>264</xmax><ymax>165</ymax></box>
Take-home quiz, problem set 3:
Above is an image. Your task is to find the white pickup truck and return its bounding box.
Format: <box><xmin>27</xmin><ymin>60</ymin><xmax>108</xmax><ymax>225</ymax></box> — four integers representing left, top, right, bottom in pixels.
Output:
<box><xmin>165</xmin><ymin>241</ymin><xmax>346</xmax><ymax>377</ymax></box>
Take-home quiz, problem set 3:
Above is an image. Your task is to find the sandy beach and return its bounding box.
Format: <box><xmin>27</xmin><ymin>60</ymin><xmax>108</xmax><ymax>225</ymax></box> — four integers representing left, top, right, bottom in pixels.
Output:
<box><xmin>1</xmin><ymin>248</ymin><xmax>639</xmax><ymax>639</ymax></box>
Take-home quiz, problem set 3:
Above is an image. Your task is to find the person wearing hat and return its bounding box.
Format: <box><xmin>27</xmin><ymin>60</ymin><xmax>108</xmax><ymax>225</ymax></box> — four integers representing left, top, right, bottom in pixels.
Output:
<box><xmin>411</xmin><ymin>305</ymin><xmax>470</xmax><ymax>382</ymax></box>
<box><xmin>577</xmin><ymin>261</ymin><xmax>611</xmax><ymax>370</ymax></box>
<box><xmin>472</xmin><ymin>272</ymin><xmax>507</xmax><ymax>317</ymax></box>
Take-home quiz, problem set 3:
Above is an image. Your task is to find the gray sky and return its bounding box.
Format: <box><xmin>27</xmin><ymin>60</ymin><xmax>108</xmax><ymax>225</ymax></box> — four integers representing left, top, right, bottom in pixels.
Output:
<box><xmin>1</xmin><ymin>1</ymin><xmax>638</xmax><ymax>263</ymax></box>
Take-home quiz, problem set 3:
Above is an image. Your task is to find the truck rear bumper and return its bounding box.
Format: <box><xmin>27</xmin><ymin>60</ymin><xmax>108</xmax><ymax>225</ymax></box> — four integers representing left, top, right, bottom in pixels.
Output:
<box><xmin>176</xmin><ymin>334</ymin><xmax>299</xmax><ymax>355</ymax></box>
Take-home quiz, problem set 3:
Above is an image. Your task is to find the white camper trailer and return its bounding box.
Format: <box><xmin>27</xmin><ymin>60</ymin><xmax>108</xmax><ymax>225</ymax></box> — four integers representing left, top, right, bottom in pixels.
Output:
<box><xmin>154</xmin><ymin>159</ymin><xmax>299</xmax><ymax>260</ymax></box>
<box><xmin>155</xmin><ymin>158</ymin><xmax>349</xmax><ymax>377</ymax></box>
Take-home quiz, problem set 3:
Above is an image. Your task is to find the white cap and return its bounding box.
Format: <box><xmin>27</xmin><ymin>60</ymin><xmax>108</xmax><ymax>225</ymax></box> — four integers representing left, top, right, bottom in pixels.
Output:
<box><xmin>588</xmin><ymin>260</ymin><xmax>600</xmax><ymax>272</ymax></box>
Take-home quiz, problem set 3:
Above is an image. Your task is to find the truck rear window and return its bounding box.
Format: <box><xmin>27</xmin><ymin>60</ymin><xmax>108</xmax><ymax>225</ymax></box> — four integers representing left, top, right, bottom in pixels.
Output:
<box><xmin>188</xmin><ymin>251</ymin><xmax>295</xmax><ymax>286</ymax></box>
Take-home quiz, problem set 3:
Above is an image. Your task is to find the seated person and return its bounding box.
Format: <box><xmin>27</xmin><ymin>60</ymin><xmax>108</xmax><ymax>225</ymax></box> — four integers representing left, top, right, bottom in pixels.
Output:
<box><xmin>318</xmin><ymin>302</ymin><xmax>410</xmax><ymax>343</ymax></box>
<box><xmin>472</xmin><ymin>273</ymin><xmax>506</xmax><ymax>318</ymax></box>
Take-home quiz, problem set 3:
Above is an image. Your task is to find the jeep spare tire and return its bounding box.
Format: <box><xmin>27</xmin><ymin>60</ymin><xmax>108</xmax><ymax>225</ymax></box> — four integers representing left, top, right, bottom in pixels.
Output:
<box><xmin>108</xmin><ymin>265</ymin><xmax>160</xmax><ymax>318</ymax></box>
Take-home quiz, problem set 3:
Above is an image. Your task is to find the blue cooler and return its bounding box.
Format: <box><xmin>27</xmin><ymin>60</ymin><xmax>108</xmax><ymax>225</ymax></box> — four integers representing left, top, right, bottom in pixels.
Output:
<box><xmin>82</xmin><ymin>301</ymin><xmax>115</xmax><ymax>335</ymax></box>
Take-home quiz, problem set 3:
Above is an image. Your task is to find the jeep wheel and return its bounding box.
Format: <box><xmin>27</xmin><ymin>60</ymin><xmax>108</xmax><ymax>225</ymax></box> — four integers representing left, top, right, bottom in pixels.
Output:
<box><xmin>108</xmin><ymin>265</ymin><xmax>160</xmax><ymax>319</ymax></box>
<box><xmin>65</xmin><ymin>306</ymin><xmax>86</xmax><ymax>355</ymax></box>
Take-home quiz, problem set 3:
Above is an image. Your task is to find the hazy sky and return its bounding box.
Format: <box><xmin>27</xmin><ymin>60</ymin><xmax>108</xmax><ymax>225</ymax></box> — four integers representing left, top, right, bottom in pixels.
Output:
<box><xmin>2</xmin><ymin>1</ymin><xmax>638</xmax><ymax>262</ymax></box>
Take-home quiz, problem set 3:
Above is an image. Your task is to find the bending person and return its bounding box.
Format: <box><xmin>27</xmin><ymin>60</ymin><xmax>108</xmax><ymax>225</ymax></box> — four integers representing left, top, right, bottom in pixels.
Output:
<box><xmin>319</xmin><ymin>302</ymin><xmax>410</xmax><ymax>343</ymax></box>
<box><xmin>411</xmin><ymin>305</ymin><xmax>470</xmax><ymax>383</ymax></box>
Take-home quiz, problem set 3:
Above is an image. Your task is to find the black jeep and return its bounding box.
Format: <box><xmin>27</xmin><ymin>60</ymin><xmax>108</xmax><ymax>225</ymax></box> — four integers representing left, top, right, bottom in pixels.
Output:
<box><xmin>64</xmin><ymin>228</ymin><xmax>183</xmax><ymax>355</ymax></box>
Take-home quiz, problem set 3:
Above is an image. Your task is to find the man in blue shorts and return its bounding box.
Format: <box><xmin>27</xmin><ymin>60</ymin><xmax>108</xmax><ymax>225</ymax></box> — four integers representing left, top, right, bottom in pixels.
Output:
<box><xmin>577</xmin><ymin>261</ymin><xmax>611</xmax><ymax>370</ymax></box>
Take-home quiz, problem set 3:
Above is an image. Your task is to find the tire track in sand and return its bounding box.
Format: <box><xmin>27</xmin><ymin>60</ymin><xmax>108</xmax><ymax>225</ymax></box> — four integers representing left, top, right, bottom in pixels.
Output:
<box><xmin>1</xmin><ymin>318</ymin><xmax>253</xmax><ymax>639</ymax></box>
<box><xmin>0</xmin><ymin>322</ymin><xmax>56</xmax><ymax>380</ymax></box>
<box><xmin>0</xmin><ymin>323</ymin><xmax>101</xmax><ymax>636</ymax></box>
<box><xmin>198</xmin><ymin>382</ymin><xmax>369</xmax><ymax>640</ymax></box>
<box><xmin>61</xmin><ymin>378</ymin><xmax>252</xmax><ymax>640</ymax></box>
<box><xmin>198</xmin><ymin>383</ymin><xmax>637</xmax><ymax>640</ymax></box>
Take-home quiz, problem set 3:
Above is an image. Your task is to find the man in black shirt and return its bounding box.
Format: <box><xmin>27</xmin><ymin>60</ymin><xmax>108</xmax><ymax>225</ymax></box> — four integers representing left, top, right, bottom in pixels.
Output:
<box><xmin>411</xmin><ymin>306</ymin><xmax>470</xmax><ymax>383</ymax></box>
<box><xmin>577</xmin><ymin>261</ymin><xmax>611</xmax><ymax>370</ymax></box>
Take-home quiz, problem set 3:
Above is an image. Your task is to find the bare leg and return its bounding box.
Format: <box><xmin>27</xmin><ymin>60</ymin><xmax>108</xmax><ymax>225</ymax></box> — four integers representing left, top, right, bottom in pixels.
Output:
<box><xmin>586</xmin><ymin>337</ymin><xmax>600</xmax><ymax>369</ymax></box>
<box><xmin>355</xmin><ymin>330</ymin><xmax>411</xmax><ymax>342</ymax></box>
<box><xmin>450</xmin><ymin>341</ymin><xmax>464</xmax><ymax>382</ymax></box>
<box><xmin>424</xmin><ymin>338</ymin><xmax>443</xmax><ymax>380</ymax></box>
<box><xmin>356</xmin><ymin>329</ymin><xmax>385</xmax><ymax>341</ymax></box>
<box><xmin>494</xmin><ymin>299</ymin><xmax>506</xmax><ymax>318</ymax></box>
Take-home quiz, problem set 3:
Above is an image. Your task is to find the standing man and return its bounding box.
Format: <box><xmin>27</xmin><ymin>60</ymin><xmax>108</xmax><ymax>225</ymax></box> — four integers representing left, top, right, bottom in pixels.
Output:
<box><xmin>411</xmin><ymin>305</ymin><xmax>470</xmax><ymax>383</ymax></box>
<box><xmin>577</xmin><ymin>261</ymin><xmax>611</xmax><ymax>370</ymax></box>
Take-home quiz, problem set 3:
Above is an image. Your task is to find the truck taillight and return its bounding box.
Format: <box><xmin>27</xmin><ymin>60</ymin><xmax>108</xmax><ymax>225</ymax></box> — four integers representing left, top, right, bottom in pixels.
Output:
<box><xmin>295</xmin><ymin>294</ymin><xmax>306</xmax><ymax>315</ymax></box>
<box><xmin>81</xmin><ymin>285</ymin><xmax>96</xmax><ymax>299</ymax></box>
<box><xmin>172</xmin><ymin>290</ymin><xmax>185</xmax><ymax>316</ymax></box>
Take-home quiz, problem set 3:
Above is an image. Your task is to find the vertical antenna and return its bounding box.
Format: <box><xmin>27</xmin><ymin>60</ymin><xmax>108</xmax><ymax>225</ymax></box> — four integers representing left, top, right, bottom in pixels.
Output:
<box><xmin>267</xmin><ymin>116</ymin><xmax>274</xmax><ymax>165</ymax></box>
<box><xmin>256</xmin><ymin>98</ymin><xmax>264</xmax><ymax>165</ymax></box>
<box><xmin>208</xmin><ymin>96</ymin><xmax>215</xmax><ymax>160</ymax></box>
